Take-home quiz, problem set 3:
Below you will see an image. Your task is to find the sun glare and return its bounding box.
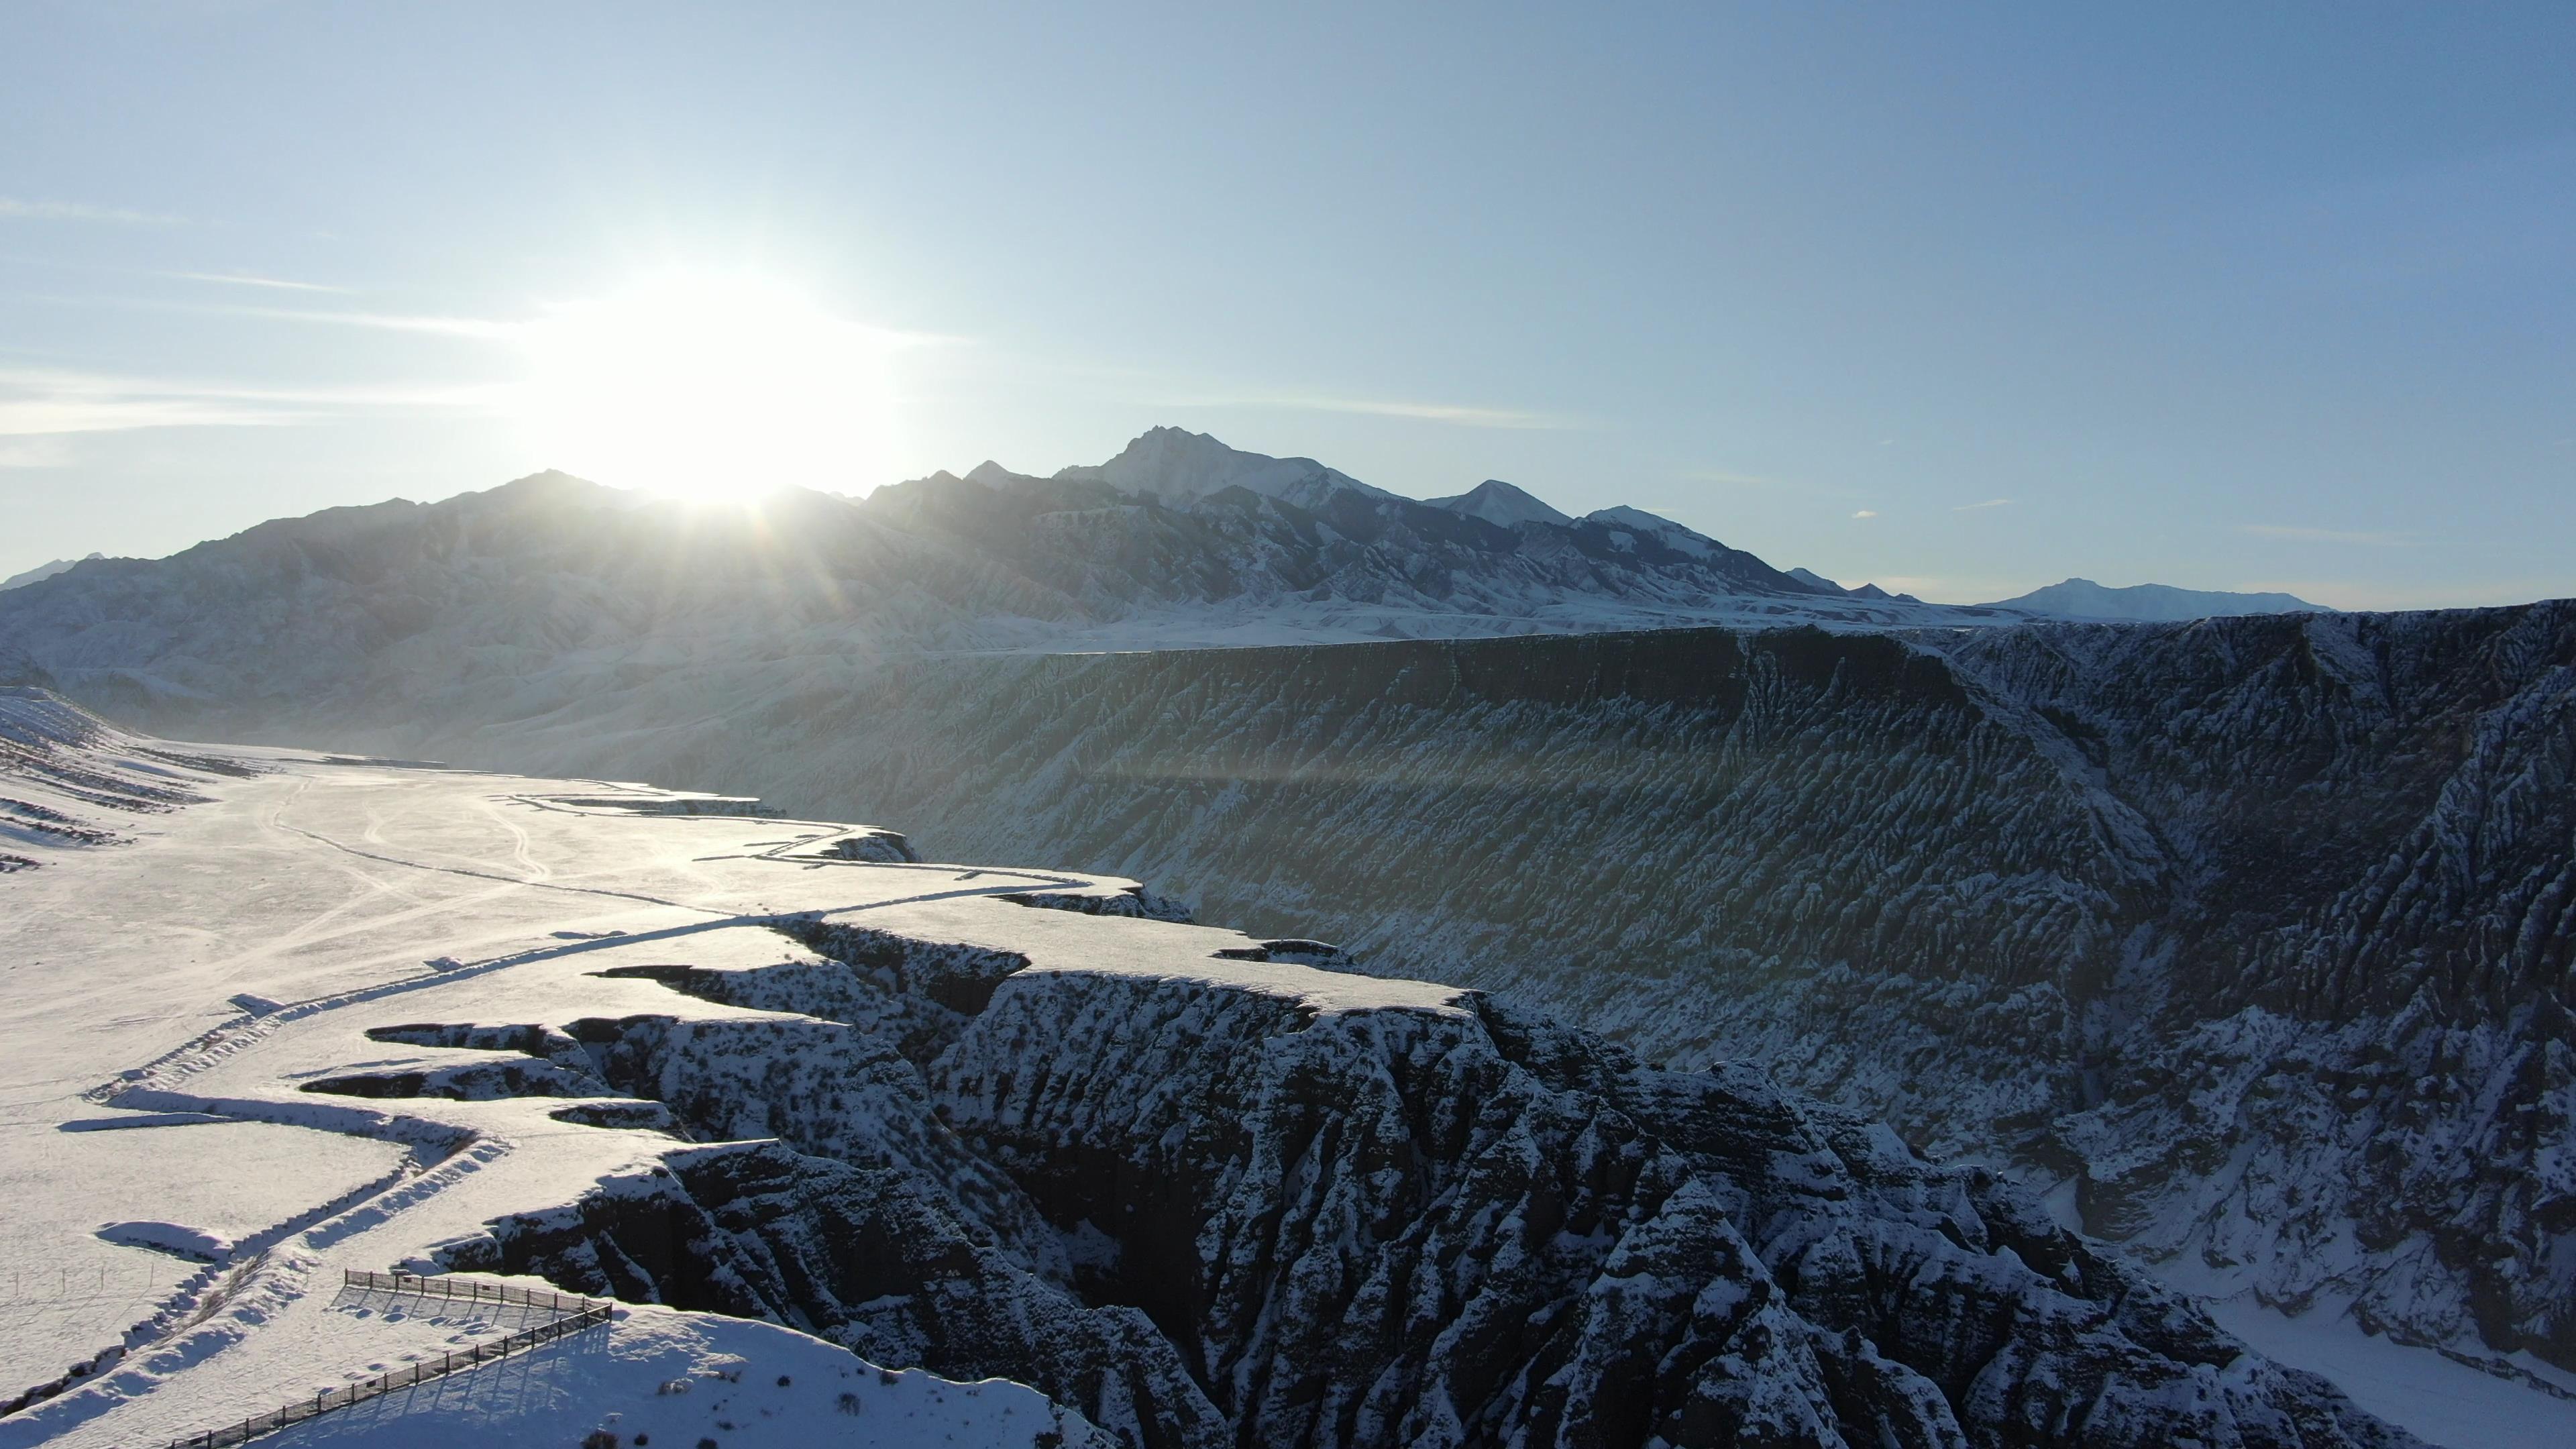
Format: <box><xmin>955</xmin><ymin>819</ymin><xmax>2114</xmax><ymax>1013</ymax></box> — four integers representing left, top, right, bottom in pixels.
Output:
<box><xmin>520</xmin><ymin>274</ymin><xmax>896</xmax><ymax>500</ymax></box>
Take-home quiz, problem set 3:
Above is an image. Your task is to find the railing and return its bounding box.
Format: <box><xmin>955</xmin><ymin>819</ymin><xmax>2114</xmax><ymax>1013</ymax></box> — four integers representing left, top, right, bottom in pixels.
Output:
<box><xmin>339</xmin><ymin>1268</ymin><xmax>604</xmax><ymax>1315</ymax></box>
<box><xmin>160</xmin><ymin>1272</ymin><xmax>613</xmax><ymax>1448</ymax></box>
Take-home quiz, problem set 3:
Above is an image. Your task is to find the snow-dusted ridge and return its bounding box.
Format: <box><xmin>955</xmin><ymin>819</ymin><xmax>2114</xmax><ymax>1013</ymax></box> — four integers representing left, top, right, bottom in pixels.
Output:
<box><xmin>1981</xmin><ymin>576</ymin><xmax>2333</xmax><ymax>621</ymax></box>
<box><xmin>0</xmin><ymin>691</ymin><xmax>2434</xmax><ymax>1448</ymax></box>
<box><xmin>0</xmin><ymin>427</ymin><xmax>2033</xmax><ymax>744</ymax></box>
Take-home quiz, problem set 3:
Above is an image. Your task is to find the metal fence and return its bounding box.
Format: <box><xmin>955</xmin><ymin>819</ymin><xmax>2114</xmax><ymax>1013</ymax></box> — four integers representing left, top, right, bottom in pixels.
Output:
<box><xmin>339</xmin><ymin>1269</ymin><xmax>604</xmax><ymax>1316</ymax></box>
<box><xmin>160</xmin><ymin>1272</ymin><xmax>613</xmax><ymax>1448</ymax></box>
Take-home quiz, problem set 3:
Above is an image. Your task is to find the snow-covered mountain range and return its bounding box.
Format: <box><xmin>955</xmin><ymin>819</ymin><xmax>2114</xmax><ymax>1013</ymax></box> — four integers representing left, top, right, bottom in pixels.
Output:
<box><xmin>0</xmin><ymin>427</ymin><xmax>2030</xmax><ymax>718</ymax></box>
<box><xmin>0</xmin><ymin>431</ymin><xmax>2353</xmax><ymax>698</ymax></box>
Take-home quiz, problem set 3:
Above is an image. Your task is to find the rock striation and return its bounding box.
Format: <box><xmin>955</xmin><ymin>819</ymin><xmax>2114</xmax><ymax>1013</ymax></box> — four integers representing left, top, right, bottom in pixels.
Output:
<box><xmin>431</xmin><ymin>915</ymin><xmax>2418</xmax><ymax>1448</ymax></box>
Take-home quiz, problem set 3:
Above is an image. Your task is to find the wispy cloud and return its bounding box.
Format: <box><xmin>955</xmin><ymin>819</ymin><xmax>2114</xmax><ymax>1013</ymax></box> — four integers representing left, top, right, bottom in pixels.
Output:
<box><xmin>42</xmin><ymin>293</ymin><xmax>525</xmax><ymax>341</ymax></box>
<box><xmin>219</xmin><ymin>304</ymin><xmax>520</xmax><ymax>339</ymax></box>
<box><xmin>1686</xmin><ymin>468</ymin><xmax>1778</xmax><ymax>487</ymax></box>
<box><xmin>0</xmin><ymin>197</ymin><xmax>185</xmax><ymax>226</ymax></box>
<box><xmin>0</xmin><ymin>366</ymin><xmax>503</xmax><ymax>437</ymax></box>
<box><xmin>1952</xmin><ymin>497</ymin><xmax>2012</xmax><ymax>511</ymax></box>
<box><xmin>1851</xmin><ymin>508</ymin><xmax>1878</xmax><ymax>519</ymax></box>
<box><xmin>166</xmin><ymin>271</ymin><xmax>351</xmax><ymax>294</ymax></box>
<box><xmin>2241</xmin><ymin>524</ymin><xmax>2412</xmax><ymax>546</ymax></box>
<box><xmin>1188</xmin><ymin>394</ymin><xmax>1580</xmax><ymax>431</ymax></box>
<box><xmin>0</xmin><ymin>436</ymin><xmax>71</xmax><ymax>468</ymax></box>
<box><xmin>74</xmin><ymin>294</ymin><xmax>948</xmax><ymax>350</ymax></box>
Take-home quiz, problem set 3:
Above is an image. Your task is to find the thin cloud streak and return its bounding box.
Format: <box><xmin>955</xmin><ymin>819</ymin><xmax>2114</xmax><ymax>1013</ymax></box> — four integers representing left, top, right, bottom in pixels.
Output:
<box><xmin>168</xmin><ymin>272</ymin><xmax>352</xmax><ymax>294</ymax></box>
<box><xmin>87</xmin><ymin>294</ymin><xmax>958</xmax><ymax>350</ymax></box>
<box><xmin>2241</xmin><ymin>524</ymin><xmax>2413</xmax><ymax>546</ymax></box>
<box><xmin>1190</xmin><ymin>394</ymin><xmax>1582</xmax><ymax>431</ymax></box>
<box><xmin>0</xmin><ymin>197</ymin><xmax>185</xmax><ymax>226</ymax></box>
<box><xmin>40</xmin><ymin>294</ymin><xmax>527</xmax><ymax>341</ymax></box>
<box><xmin>0</xmin><ymin>366</ymin><xmax>506</xmax><ymax>437</ymax></box>
<box><xmin>1851</xmin><ymin>509</ymin><xmax>1878</xmax><ymax>519</ymax></box>
<box><xmin>1952</xmin><ymin>498</ymin><xmax>2012</xmax><ymax>511</ymax></box>
<box><xmin>225</xmin><ymin>305</ymin><xmax>522</xmax><ymax>340</ymax></box>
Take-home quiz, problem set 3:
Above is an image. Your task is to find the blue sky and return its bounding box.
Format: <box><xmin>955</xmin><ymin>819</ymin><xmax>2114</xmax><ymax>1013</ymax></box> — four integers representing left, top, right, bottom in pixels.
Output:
<box><xmin>3</xmin><ymin>2</ymin><xmax>2570</xmax><ymax>607</ymax></box>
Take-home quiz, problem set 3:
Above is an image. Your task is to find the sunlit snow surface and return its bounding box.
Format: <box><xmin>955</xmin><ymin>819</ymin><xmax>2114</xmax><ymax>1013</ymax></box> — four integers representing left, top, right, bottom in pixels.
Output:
<box><xmin>1</xmin><ymin>698</ymin><xmax>1395</xmax><ymax>1446</ymax></box>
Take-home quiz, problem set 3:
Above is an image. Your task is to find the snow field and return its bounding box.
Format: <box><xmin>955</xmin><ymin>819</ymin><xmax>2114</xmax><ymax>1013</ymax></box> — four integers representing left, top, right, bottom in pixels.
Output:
<box><xmin>3</xmin><ymin>698</ymin><xmax>1404</xmax><ymax>1446</ymax></box>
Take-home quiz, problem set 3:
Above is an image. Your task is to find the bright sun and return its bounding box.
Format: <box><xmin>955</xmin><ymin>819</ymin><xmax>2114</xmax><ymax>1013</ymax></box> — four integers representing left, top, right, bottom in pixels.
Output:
<box><xmin>520</xmin><ymin>274</ymin><xmax>896</xmax><ymax>500</ymax></box>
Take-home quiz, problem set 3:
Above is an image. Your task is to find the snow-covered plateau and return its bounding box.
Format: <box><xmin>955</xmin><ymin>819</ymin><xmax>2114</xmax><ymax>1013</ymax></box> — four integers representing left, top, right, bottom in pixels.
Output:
<box><xmin>0</xmin><ymin>688</ymin><xmax>2461</xmax><ymax>1448</ymax></box>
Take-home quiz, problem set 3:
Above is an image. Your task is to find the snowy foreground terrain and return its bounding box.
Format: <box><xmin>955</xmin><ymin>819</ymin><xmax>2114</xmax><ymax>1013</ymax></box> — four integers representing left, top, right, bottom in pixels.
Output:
<box><xmin>0</xmin><ymin>686</ymin><xmax>2488</xmax><ymax>1448</ymax></box>
<box><xmin>0</xmin><ymin>691</ymin><xmax>1090</xmax><ymax>1449</ymax></box>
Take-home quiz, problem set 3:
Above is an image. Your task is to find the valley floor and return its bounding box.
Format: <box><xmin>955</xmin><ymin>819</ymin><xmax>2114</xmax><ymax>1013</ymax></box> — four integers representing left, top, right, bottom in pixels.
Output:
<box><xmin>2206</xmin><ymin>1296</ymin><xmax>2576</xmax><ymax>1449</ymax></box>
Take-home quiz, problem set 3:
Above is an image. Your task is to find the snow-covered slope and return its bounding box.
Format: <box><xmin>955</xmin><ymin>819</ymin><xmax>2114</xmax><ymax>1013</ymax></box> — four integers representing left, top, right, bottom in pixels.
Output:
<box><xmin>1984</xmin><ymin>577</ymin><xmax>2331</xmax><ymax>621</ymax></box>
<box><xmin>1049</xmin><ymin>423</ymin><xmax>1400</xmax><ymax>510</ymax></box>
<box><xmin>0</xmin><ymin>692</ymin><xmax>2432</xmax><ymax>1448</ymax></box>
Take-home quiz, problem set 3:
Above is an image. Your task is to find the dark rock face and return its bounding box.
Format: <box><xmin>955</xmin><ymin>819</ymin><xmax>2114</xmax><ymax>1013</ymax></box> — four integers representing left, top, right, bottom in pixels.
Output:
<box><xmin>455</xmin><ymin>1140</ymin><xmax>1226</xmax><ymax>1449</ymax></box>
<box><xmin>943</xmin><ymin>975</ymin><xmax>2405</xmax><ymax>1449</ymax></box>
<box><xmin>437</xmin><ymin>925</ymin><xmax>2416</xmax><ymax>1448</ymax></box>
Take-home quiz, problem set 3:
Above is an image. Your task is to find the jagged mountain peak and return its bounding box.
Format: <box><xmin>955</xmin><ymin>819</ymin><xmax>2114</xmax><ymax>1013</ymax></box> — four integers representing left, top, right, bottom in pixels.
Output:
<box><xmin>1582</xmin><ymin>504</ymin><xmax>1723</xmax><ymax>560</ymax></box>
<box><xmin>1785</xmin><ymin>566</ymin><xmax>1917</xmax><ymax>603</ymax></box>
<box><xmin>964</xmin><ymin>459</ymin><xmax>1032</xmax><ymax>487</ymax></box>
<box><xmin>488</xmin><ymin>468</ymin><xmax>602</xmax><ymax>496</ymax></box>
<box><xmin>1055</xmin><ymin>425</ymin><xmax>1393</xmax><ymax>508</ymax></box>
<box><xmin>1426</xmin><ymin>478</ymin><xmax>1571</xmax><ymax>528</ymax></box>
<box><xmin>0</xmin><ymin>553</ymin><xmax>105</xmax><ymax>592</ymax></box>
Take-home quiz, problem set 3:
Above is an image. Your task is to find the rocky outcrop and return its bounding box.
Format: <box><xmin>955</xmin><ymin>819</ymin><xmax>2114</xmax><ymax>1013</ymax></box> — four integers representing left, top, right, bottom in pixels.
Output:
<box><xmin>435</xmin><ymin>920</ymin><xmax>2418</xmax><ymax>1449</ymax></box>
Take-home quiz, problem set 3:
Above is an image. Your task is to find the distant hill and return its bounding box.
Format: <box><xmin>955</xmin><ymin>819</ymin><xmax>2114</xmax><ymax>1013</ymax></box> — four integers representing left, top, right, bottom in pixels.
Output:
<box><xmin>1785</xmin><ymin>566</ymin><xmax>1919</xmax><ymax>603</ymax></box>
<box><xmin>1983</xmin><ymin>576</ymin><xmax>2330</xmax><ymax>621</ymax></box>
<box><xmin>0</xmin><ymin>553</ymin><xmax>100</xmax><ymax>592</ymax></box>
